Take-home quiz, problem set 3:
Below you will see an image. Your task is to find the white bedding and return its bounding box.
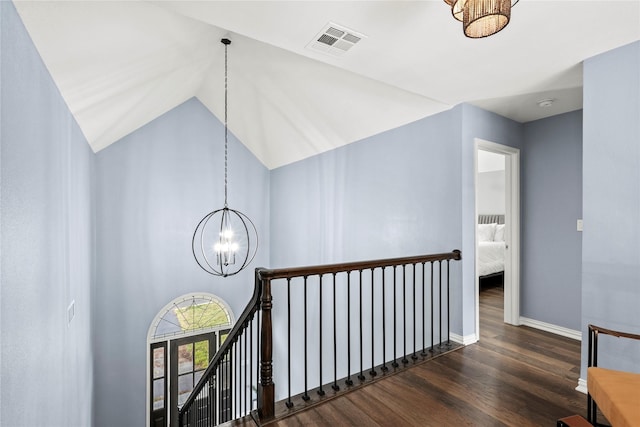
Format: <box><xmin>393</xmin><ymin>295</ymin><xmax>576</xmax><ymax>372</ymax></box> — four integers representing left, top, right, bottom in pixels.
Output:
<box><xmin>478</xmin><ymin>241</ymin><xmax>505</xmax><ymax>277</ymax></box>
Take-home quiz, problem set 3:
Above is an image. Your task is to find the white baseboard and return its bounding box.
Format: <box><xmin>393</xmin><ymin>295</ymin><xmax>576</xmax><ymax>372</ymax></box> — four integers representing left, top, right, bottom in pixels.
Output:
<box><xmin>519</xmin><ymin>317</ymin><xmax>582</xmax><ymax>341</ymax></box>
<box><xmin>576</xmin><ymin>378</ymin><xmax>587</xmax><ymax>394</ymax></box>
<box><xmin>450</xmin><ymin>332</ymin><xmax>478</xmax><ymax>346</ymax></box>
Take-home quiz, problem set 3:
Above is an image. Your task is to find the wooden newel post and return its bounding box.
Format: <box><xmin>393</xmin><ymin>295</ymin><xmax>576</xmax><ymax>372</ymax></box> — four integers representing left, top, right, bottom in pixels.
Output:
<box><xmin>259</xmin><ymin>277</ymin><xmax>275</xmax><ymax>420</ymax></box>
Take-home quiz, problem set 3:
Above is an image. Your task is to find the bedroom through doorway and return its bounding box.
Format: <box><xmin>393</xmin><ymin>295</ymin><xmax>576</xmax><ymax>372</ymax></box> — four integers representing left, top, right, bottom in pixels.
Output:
<box><xmin>474</xmin><ymin>139</ymin><xmax>520</xmax><ymax>340</ymax></box>
<box><xmin>477</xmin><ymin>150</ymin><xmax>506</xmax><ymax>336</ymax></box>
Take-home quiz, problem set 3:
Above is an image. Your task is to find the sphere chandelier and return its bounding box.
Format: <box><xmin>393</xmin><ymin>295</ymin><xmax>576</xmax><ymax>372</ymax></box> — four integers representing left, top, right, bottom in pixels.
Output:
<box><xmin>192</xmin><ymin>38</ymin><xmax>258</xmax><ymax>277</ymax></box>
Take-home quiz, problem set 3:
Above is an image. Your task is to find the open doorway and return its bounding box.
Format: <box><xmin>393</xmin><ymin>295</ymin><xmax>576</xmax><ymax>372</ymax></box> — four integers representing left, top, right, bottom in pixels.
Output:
<box><xmin>474</xmin><ymin>139</ymin><xmax>520</xmax><ymax>340</ymax></box>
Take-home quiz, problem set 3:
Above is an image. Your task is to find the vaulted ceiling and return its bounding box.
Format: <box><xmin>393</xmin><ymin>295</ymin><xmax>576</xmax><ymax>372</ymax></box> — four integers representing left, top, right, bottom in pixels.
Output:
<box><xmin>13</xmin><ymin>1</ymin><xmax>640</xmax><ymax>169</ymax></box>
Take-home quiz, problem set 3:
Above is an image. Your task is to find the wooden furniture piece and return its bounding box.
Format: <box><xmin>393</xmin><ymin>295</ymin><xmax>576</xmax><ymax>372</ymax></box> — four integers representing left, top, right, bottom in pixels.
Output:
<box><xmin>557</xmin><ymin>414</ymin><xmax>592</xmax><ymax>427</ymax></box>
<box><xmin>587</xmin><ymin>324</ymin><xmax>640</xmax><ymax>427</ymax></box>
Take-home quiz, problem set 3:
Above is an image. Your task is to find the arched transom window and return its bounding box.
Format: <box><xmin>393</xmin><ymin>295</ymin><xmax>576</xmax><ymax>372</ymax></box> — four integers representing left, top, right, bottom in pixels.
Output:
<box><xmin>150</xmin><ymin>294</ymin><xmax>234</xmax><ymax>341</ymax></box>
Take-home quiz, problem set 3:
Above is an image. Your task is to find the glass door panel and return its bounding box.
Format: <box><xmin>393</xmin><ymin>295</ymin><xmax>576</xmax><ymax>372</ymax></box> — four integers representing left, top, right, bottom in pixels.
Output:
<box><xmin>150</xmin><ymin>342</ymin><xmax>167</xmax><ymax>427</ymax></box>
<box><xmin>217</xmin><ymin>330</ymin><xmax>232</xmax><ymax>423</ymax></box>
<box><xmin>194</xmin><ymin>340</ymin><xmax>209</xmax><ymax>371</ymax></box>
<box><xmin>177</xmin><ymin>374</ymin><xmax>193</xmax><ymax>406</ymax></box>
<box><xmin>169</xmin><ymin>333</ymin><xmax>216</xmax><ymax>427</ymax></box>
<box><xmin>177</xmin><ymin>343</ymin><xmax>193</xmax><ymax>375</ymax></box>
<box><xmin>152</xmin><ymin>380</ymin><xmax>165</xmax><ymax>410</ymax></box>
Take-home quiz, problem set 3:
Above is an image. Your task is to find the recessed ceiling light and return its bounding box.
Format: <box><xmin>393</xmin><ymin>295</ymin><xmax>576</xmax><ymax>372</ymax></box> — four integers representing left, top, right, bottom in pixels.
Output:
<box><xmin>537</xmin><ymin>98</ymin><xmax>555</xmax><ymax>108</ymax></box>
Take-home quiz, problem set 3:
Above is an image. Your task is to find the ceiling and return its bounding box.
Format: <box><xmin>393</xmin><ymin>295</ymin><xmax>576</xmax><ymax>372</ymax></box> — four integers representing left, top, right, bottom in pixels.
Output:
<box><xmin>13</xmin><ymin>1</ymin><xmax>640</xmax><ymax>169</ymax></box>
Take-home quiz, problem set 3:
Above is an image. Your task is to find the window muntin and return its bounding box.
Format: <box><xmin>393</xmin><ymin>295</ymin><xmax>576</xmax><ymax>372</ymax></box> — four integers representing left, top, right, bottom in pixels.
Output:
<box><xmin>150</xmin><ymin>295</ymin><xmax>233</xmax><ymax>341</ymax></box>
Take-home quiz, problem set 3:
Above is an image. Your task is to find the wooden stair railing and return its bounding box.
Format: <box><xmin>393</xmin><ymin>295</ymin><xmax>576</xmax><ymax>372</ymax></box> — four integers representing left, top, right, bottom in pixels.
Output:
<box><xmin>178</xmin><ymin>249</ymin><xmax>462</xmax><ymax>426</ymax></box>
<box><xmin>178</xmin><ymin>270</ymin><xmax>263</xmax><ymax>427</ymax></box>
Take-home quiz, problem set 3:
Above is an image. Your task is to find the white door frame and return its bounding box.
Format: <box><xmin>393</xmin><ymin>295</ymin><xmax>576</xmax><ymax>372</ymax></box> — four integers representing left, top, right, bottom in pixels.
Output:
<box><xmin>474</xmin><ymin>139</ymin><xmax>520</xmax><ymax>339</ymax></box>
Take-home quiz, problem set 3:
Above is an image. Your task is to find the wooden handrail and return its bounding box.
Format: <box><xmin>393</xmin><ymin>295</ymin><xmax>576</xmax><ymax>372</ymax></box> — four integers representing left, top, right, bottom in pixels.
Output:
<box><xmin>178</xmin><ymin>270</ymin><xmax>263</xmax><ymax>424</ymax></box>
<box><xmin>257</xmin><ymin>250</ymin><xmax>461</xmax><ymax>281</ymax></box>
<box><xmin>588</xmin><ymin>324</ymin><xmax>640</xmax><ymax>342</ymax></box>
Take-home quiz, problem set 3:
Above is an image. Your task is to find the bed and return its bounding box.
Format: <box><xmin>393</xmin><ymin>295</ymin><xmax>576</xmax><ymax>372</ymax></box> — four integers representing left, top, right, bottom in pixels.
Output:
<box><xmin>478</xmin><ymin>215</ymin><xmax>505</xmax><ymax>288</ymax></box>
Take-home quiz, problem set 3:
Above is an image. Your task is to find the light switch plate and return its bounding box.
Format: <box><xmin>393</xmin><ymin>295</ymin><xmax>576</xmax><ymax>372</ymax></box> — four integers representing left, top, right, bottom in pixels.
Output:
<box><xmin>577</xmin><ymin>219</ymin><xmax>583</xmax><ymax>232</ymax></box>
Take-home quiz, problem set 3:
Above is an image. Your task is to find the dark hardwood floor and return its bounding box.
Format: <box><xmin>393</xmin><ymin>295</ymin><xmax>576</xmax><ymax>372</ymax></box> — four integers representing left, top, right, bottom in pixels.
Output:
<box><xmin>266</xmin><ymin>285</ymin><xmax>587</xmax><ymax>426</ymax></box>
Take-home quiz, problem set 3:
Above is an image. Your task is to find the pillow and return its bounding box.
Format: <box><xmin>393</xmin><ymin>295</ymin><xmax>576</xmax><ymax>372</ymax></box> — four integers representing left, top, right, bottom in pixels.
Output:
<box><xmin>477</xmin><ymin>223</ymin><xmax>496</xmax><ymax>242</ymax></box>
<box><xmin>494</xmin><ymin>224</ymin><xmax>505</xmax><ymax>242</ymax></box>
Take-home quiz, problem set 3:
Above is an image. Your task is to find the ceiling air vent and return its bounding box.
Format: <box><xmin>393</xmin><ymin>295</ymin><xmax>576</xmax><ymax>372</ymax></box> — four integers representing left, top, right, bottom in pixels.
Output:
<box><xmin>307</xmin><ymin>22</ymin><xmax>366</xmax><ymax>57</ymax></box>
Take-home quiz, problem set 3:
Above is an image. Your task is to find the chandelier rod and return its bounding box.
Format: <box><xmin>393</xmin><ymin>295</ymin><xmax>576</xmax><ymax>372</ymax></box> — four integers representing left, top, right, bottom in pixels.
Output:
<box><xmin>222</xmin><ymin>38</ymin><xmax>230</xmax><ymax>208</ymax></box>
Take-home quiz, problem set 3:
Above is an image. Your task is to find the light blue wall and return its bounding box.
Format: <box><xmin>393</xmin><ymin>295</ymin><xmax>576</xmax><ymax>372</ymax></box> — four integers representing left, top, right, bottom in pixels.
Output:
<box><xmin>93</xmin><ymin>97</ymin><xmax>270</xmax><ymax>427</ymax></box>
<box><xmin>270</xmin><ymin>107</ymin><xmax>462</xmax><ymax>311</ymax></box>
<box><xmin>271</xmin><ymin>104</ymin><xmax>523</xmax><ymax>343</ymax></box>
<box><xmin>1</xmin><ymin>2</ymin><xmax>94</xmax><ymax>426</ymax></box>
<box><xmin>1</xmin><ymin>4</ymin><xmax>3</xmax><ymax>422</ymax></box>
<box><xmin>582</xmin><ymin>41</ymin><xmax>640</xmax><ymax>376</ymax></box>
<box><xmin>522</xmin><ymin>111</ymin><xmax>583</xmax><ymax>330</ymax></box>
<box><xmin>270</xmin><ymin>108</ymin><xmax>463</xmax><ymax>266</ymax></box>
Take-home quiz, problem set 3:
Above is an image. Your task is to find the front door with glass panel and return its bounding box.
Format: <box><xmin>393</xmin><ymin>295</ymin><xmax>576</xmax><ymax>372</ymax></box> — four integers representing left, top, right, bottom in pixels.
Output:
<box><xmin>148</xmin><ymin>294</ymin><xmax>234</xmax><ymax>427</ymax></box>
<box><xmin>170</xmin><ymin>333</ymin><xmax>216</xmax><ymax>427</ymax></box>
